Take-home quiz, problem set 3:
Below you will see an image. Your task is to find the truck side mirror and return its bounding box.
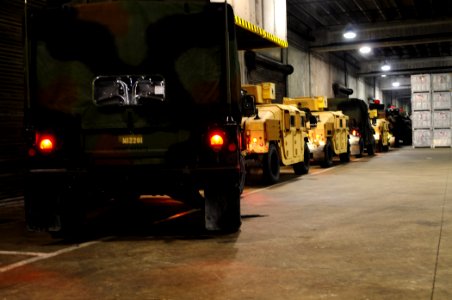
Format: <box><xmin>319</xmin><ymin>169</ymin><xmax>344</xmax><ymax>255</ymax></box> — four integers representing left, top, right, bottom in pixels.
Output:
<box><xmin>241</xmin><ymin>94</ymin><xmax>257</xmax><ymax>117</ymax></box>
<box><xmin>309</xmin><ymin>115</ymin><xmax>317</xmax><ymax>128</ymax></box>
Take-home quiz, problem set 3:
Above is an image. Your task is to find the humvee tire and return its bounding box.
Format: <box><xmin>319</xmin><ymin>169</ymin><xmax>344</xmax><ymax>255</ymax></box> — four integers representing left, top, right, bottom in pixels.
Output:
<box><xmin>367</xmin><ymin>139</ymin><xmax>376</xmax><ymax>156</ymax></box>
<box><xmin>339</xmin><ymin>140</ymin><xmax>351</xmax><ymax>162</ymax></box>
<box><xmin>321</xmin><ymin>139</ymin><xmax>334</xmax><ymax>168</ymax></box>
<box><xmin>263</xmin><ymin>144</ymin><xmax>280</xmax><ymax>184</ymax></box>
<box><xmin>356</xmin><ymin>138</ymin><xmax>365</xmax><ymax>158</ymax></box>
<box><xmin>293</xmin><ymin>142</ymin><xmax>310</xmax><ymax>175</ymax></box>
<box><xmin>238</xmin><ymin>155</ymin><xmax>246</xmax><ymax>194</ymax></box>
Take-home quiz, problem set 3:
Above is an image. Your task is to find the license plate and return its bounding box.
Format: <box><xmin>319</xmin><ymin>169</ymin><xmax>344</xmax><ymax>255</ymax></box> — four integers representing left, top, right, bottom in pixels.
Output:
<box><xmin>119</xmin><ymin>135</ymin><xmax>143</xmax><ymax>145</ymax></box>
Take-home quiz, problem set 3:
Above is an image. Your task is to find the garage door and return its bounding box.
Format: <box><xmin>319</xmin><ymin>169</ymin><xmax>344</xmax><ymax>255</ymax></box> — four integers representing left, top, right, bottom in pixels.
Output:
<box><xmin>244</xmin><ymin>51</ymin><xmax>293</xmax><ymax>103</ymax></box>
<box><xmin>0</xmin><ymin>0</ymin><xmax>45</xmax><ymax>200</ymax></box>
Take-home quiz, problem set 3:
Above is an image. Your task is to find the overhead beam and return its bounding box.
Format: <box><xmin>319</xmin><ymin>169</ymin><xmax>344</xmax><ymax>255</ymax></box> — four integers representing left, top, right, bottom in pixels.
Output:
<box><xmin>358</xmin><ymin>56</ymin><xmax>452</xmax><ymax>76</ymax></box>
<box><xmin>310</xmin><ymin>33</ymin><xmax>452</xmax><ymax>52</ymax></box>
<box><xmin>309</xmin><ymin>18</ymin><xmax>452</xmax><ymax>52</ymax></box>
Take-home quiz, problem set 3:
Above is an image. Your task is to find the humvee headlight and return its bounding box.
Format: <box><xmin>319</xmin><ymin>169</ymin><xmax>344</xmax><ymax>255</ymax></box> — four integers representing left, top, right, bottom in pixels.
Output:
<box><xmin>374</xmin><ymin>133</ymin><xmax>380</xmax><ymax>141</ymax></box>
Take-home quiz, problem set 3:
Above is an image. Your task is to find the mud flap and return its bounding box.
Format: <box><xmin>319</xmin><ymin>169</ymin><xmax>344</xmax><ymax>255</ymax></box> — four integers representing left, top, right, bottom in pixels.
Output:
<box><xmin>204</xmin><ymin>177</ymin><xmax>241</xmax><ymax>232</ymax></box>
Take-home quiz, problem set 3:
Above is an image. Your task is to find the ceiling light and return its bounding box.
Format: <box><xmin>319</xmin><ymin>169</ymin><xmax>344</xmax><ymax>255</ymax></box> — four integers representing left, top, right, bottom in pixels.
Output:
<box><xmin>343</xmin><ymin>24</ymin><xmax>357</xmax><ymax>39</ymax></box>
<box><xmin>381</xmin><ymin>74</ymin><xmax>387</xmax><ymax>77</ymax></box>
<box><xmin>392</xmin><ymin>81</ymin><xmax>400</xmax><ymax>87</ymax></box>
<box><xmin>381</xmin><ymin>64</ymin><xmax>391</xmax><ymax>71</ymax></box>
<box><xmin>359</xmin><ymin>46</ymin><xmax>371</xmax><ymax>54</ymax></box>
<box><xmin>343</xmin><ymin>31</ymin><xmax>356</xmax><ymax>39</ymax></box>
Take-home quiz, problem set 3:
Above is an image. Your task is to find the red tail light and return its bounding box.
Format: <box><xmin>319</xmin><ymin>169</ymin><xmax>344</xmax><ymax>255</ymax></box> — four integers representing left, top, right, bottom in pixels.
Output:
<box><xmin>352</xmin><ymin>129</ymin><xmax>361</xmax><ymax>137</ymax></box>
<box><xmin>35</xmin><ymin>133</ymin><xmax>56</xmax><ymax>154</ymax></box>
<box><xmin>208</xmin><ymin>130</ymin><xmax>225</xmax><ymax>152</ymax></box>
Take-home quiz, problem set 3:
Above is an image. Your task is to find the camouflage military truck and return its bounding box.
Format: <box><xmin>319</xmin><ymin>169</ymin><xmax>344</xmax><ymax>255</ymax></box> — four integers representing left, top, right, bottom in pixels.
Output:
<box><xmin>327</xmin><ymin>98</ymin><xmax>376</xmax><ymax>157</ymax></box>
<box><xmin>24</xmin><ymin>1</ymin><xmax>248</xmax><ymax>235</ymax></box>
<box><xmin>284</xmin><ymin>96</ymin><xmax>350</xmax><ymax>167</ymax></box>
<box><xmin>241</xmin><ymin>83</ymin><xmax>310</xmax><ymax>184</ymax></box>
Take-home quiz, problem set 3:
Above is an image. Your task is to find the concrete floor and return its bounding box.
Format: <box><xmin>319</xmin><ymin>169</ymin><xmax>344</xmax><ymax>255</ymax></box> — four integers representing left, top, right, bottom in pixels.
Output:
<box><xmin>0</xmin><ymin>147</ymin><xmax>451</xmax><ymax>299</ymax></box>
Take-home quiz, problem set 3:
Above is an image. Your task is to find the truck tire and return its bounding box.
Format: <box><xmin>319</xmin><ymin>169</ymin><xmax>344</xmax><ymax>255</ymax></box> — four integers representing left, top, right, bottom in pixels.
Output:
<box><xmin>321</xmin><ymin>139</ymin><xmax>334</xmax><ymax>168</ymax></box>
<box><xmin>356</xmin><ymin>138</ymin><xmax>364</xmax><ymax>158</ymax></box>
<box><xmin>376</xmin><ymin>138</ymin><xmax>383</xmax><ymax>152</ymax></box>
<box><xmin>204</xmin><ymin>177</ymin><xmax>241</xmax><ymax>233</ymax></box>
<box><xmin>51</xmin><ymin>181</ymin><xmax>88</xmax><ymax>239</ymax></box>
<box><xmin>238</xmin><ymin>155</ymin><xmax>246</xmax><ymax>194</ymax></box>
<box><xmin>293</xmin><ymin>142</ymin><xmax>310</xmax><ymax>175</ymax></box>
<box><xmin>339</xmin><ymin>140</ymin><xmax>351</xmax><ymax>162</ymax></box>
<box><xmin>367</xmin><ymin>139</ymin><xmax>376</xmax><ymax>156</ymax></box>
<box><xmin>263</xmin><ymin>144</ymin><xmax>280</xmax><ymax>184</ymax></box>
<box><xmin>25</xmin><ymin>175</ymin><xmax>86</xmax><ymax>239</ymax></box>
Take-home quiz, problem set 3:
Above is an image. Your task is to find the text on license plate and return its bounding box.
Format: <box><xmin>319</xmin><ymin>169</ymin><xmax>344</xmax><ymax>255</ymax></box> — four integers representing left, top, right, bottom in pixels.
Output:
<box><xmin>119</xmin><ymin>135</ymin><xmax>143</xmax><ymax>144</ymax></box>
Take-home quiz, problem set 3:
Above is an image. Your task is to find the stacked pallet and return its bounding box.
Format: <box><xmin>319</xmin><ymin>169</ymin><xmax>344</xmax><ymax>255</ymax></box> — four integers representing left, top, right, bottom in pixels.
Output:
<box><xmin>411</xmin><ymin>73</ymin><xmax>452</xmax><ymax>148</ymax></box>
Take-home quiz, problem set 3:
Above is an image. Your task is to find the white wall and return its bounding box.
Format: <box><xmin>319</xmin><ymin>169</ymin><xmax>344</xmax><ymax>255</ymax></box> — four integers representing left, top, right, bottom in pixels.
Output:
<box><xmin>213</xmin><ymin>0</ymin><xmax>287</xmax><ymax>42</ymax></box>
<box><xmin>287</xmin><ymin>44</ymin><xmax>383</xmax><ymax>101</ymax></box>
<box><xmin>287</xmin><ymin>46</ymin><xmax>309</xmax><ymax>97</ymax></box>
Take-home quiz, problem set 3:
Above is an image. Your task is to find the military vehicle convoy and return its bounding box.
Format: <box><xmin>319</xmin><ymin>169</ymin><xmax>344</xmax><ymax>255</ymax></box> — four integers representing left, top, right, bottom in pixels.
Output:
<box><xmin>24</xmin><ymin>1</ymin><xmax>252</xmax><ymax>235</ymax></box>
<box><xmin>284</xmin><ymin>96</ymin><xmax>350</xmax><ymax>167</ymax></box>
<box><xmin>241</xmin><ymin>83</ymin><xmax>310</xmax><ymax>184</ymax></box>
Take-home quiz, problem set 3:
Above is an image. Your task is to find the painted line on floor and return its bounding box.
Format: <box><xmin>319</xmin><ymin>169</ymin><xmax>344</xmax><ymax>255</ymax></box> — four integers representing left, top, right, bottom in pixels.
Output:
<box><xmin>0</xmin><ymin>236</ymin><xmax>115</xmax><ymax>273</ymax></box>
<box><xmin>0</xmin><ymin>250</ymin><xmax>48</xmax><ymax>257</ymax></box>
<box><xmin>243</xmin><ymin>162</ymin><xmax>347</xmax><ymax>197</ymax></box>
<box><xmin>243</xmin><ymin>157</ymin><xmax>364</xmax><ymax>197</ymax></box>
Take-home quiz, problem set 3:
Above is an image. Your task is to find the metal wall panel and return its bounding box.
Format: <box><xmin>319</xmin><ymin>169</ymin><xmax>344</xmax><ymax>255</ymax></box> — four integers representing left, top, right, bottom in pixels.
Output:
<box><xmin>0</xmin><ymin>0</ymin><xmax>46</xmax><ymax>200</ymax></box>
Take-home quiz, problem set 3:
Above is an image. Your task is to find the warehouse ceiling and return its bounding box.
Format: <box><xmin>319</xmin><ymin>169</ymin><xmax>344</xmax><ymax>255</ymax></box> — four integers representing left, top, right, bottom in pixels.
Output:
<box><xmin>287</xmin><ymin>0</ymin><xmax>452</xmax><ymax>82</ymax></box>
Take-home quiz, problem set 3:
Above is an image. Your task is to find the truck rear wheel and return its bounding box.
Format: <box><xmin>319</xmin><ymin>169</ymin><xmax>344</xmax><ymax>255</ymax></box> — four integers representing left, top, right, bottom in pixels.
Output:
<box><xmin>25</xmin><ymin>175</ymin><xmax>86</xmax><ymax>239</ymax></box>
<box><xmin>238</xmin><ymin>155</ymin><xmax>246</xmax><ymax>194</ymax></box>
<box><xmin>376</xmin><ymin>138</ymin><xmax>383</xmax><ymax>152</ymax></box>
<box><xmin>204</xmin><ymin>177</ymin><xmax>241</xmax><ymax>233</ymax></box>
<box><xmin>263</xmin><ymin>144</ymin><xmax>280</xmax><ymax>184</ymax></box>
<box><xmin>321</xmin><ymin>139</ymin><xmax>334</xmax><ymax>168</ymax></box>
<box><xmin>356</xmin><ymin>138</ymin><xmax>364</xmax><ymax>158</ymax></box>
<box><xmin>367</xmin><ymin>139</ymin><xmax>376</xmax><ymax>156</ymax></box>
<box><xmin>293</xmin><ymin>142</ymin><xmax>310</xmax><ymax>175</ymax></box>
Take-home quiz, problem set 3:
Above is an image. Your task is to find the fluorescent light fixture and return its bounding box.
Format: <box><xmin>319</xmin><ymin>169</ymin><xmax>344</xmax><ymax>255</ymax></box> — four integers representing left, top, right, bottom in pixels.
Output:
<box><xmin>392</xmin><ymin>81</ymin><xmax>400</xmax><ymax>87</ymax></box>
<box><xmin>359</xmin><ymin>46</ymin><xmax>371</xmax><ymax>54</ymax></box>
<box><xmin>343</xmin><ymin>31</ymin><xmax>356</xmax><ymax>39</ymax></box>
<box><xmin>381</xmin><ymin>74</ymin><xmax>387</xmax><ymax>77</ymax></box>
<box><xmin>343</xmin><ymin>24</ymin><xmax>357</xmax><ymax>39</ymax></box>
<box><xmin>381</xmin><ymin>64</ymin><xmax>391</xmax><ymax>71</ymax></box>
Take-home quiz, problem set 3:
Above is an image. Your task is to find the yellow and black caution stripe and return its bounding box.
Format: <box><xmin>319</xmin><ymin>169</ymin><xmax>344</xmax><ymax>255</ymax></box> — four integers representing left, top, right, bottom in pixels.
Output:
<box><xmin>234</xmin><ymin>15</ymin><xmax>288</xmax><ymax>50</ymax></box>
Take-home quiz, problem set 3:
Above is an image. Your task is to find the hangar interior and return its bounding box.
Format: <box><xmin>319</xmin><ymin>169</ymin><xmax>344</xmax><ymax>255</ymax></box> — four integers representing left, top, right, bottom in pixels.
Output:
<box><xmin>0</xmin><ymin>1</ymin><xmax>451</xmax><ymax>197</ymax></box>
<box><xmin>0</xmin><ymin>1</ymin><xmax>451</xmax><ymax>299</ymax></box>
